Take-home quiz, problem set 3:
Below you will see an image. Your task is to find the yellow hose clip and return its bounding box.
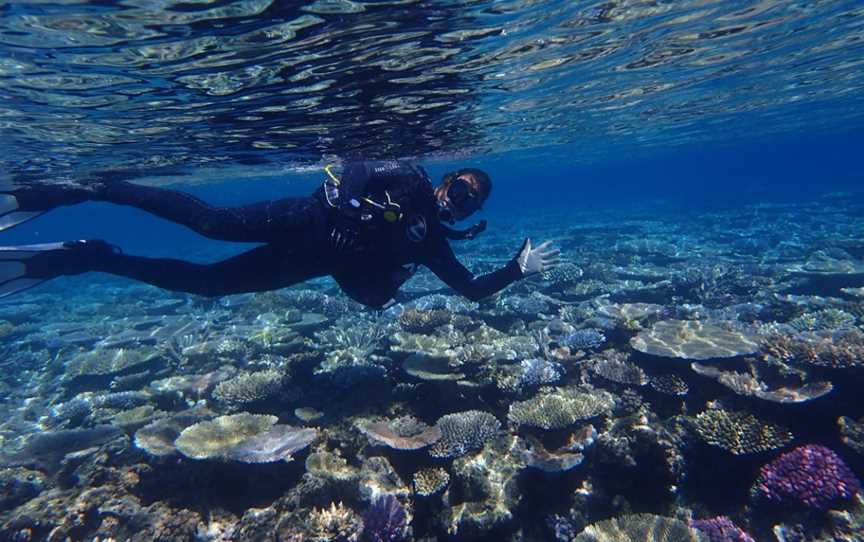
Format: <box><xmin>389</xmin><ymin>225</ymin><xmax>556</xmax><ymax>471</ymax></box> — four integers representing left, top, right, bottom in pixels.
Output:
<box><xmin>324</xmin><ymin>164</ymin><xmax>341</xmax><ymax>186</ymax></box>
<box><xmin>362</xmin><ymin>191</ymin><xmax>402</xmax><ymax>223</ymax></box>
<box><xmin>381</xmin><ymin>191</ymin><xmax>402</xmax><ymax>223</ymax></box>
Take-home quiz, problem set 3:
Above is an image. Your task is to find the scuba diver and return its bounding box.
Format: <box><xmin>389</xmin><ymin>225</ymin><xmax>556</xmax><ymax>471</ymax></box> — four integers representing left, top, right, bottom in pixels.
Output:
<box><xmin>0</xmin><ymin>161</ymin><xmax>559</xmax><ymax>308</ymax></box>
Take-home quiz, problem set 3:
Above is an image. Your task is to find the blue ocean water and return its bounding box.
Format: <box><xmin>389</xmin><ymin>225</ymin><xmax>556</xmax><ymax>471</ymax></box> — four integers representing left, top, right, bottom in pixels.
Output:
<box><xmin>1</xmin><ymin>1</ymin><xmax>864</xmax><ymax>541</ymax></box>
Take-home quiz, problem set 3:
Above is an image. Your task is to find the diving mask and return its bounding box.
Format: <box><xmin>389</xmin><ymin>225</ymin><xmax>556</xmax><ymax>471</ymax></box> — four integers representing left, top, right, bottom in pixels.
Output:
<box><xmin>446</xmin><ymin>177</ymin><xmax>481</xmax><ymax>214</ymax></box>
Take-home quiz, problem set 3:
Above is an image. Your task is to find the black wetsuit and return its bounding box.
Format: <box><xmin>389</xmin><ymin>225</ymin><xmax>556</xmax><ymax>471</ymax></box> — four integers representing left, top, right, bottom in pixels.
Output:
<box><xmin>32</xmin><ymin>160</ymin><xmax>523</xmax><ymax>308</ymax></box>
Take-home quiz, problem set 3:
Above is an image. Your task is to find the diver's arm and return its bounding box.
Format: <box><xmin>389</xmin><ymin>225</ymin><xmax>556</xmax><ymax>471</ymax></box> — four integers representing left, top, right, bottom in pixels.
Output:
<box><xmin>422</xmin><ymin>238</ymin><xmax>523</xmax><ymax>301</ymax></box>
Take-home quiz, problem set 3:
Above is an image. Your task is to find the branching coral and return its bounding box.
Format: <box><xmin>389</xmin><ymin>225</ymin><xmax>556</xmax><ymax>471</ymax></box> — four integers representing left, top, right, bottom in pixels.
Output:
<box><xmin>559</xmin><ymin>329</ymin><xmax>607</xmax><ymax>351</ymax></box>
<box><xmin>315</xmin><ymin>318</ymin><xmax>387</xmax><ymax>353</ymax></box>
<box><xmin>429</xmin><ymin>411</ymin><xmax>501</xmax><ymax>458</ymax></box>
<box><xmin>542</xmin><ymin>262</ymin><xmax>583</xmax><ymax>286</ymax></box>
<box><xmin>760</xmin><ymin>329</ymin><xmax>864</xmax><ymax>369</ymax></box>
<box><xmin>398</xmin><ymin>308</ymin><xmax>451</xmax><ymax>334</ymax></box>
<box><xmin>650</xmin><ymin>374</ymin><xmax>689</xmax><ymax>396</ymax></box>
<box><xmin>691</xmin><ymin>409</ymin><xmax>793</xmax><ymax>455</ymax></box>
<box><xmin>788</xmin><ymin>309</ymin><xmax>857</xmax><ymax>332</ymax></box>
<box><xmin>589</xmin><ymin>352</ymin><xmax>648</xmax><ymax>386</ymax></box>
<box><xmin>305</xmin><ymin>502</ymin><xmax>362</xmax><ymax>542</ymax></box>
<box><xmin>211</xmin><ymin>369</ymin><xmax>284</xmax><ymax>410</ymax></box>
<box><xmin>413</xmin><ymin>468</ymin><xmax>450</xmax><ymax>497</ymax></box>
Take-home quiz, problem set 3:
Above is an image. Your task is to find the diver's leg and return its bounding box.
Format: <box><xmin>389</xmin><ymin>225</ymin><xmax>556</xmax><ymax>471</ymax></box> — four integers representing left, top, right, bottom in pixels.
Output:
<box><xmin>21</xmin><ymin>242</ymin><xmax>330</xmax><ymax>297</ymax></box>
<box><xmin>3</xmin><ymin>180</ymin><xmax>328</xmax><ymax>245</ymax></box>
<box><xmin>0</xmin><ymin>181</ymin><xmax>96</xmax><ymax>232</ymax></box>
<box><xmin>94</xmin><ymin>182</ymin><xmax>327</xmax><ymax>244</ymax></box>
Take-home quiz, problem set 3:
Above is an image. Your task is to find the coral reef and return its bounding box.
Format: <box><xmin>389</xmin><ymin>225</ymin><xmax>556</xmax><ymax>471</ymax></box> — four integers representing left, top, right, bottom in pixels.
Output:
<box><xmin>306</xmin><ymin>448</ymin><xmax>360</xmax><ymax>482</ymax></box>
<box><xmin>441</xmin><ymin>435</ymin><xmax>526</xmax><ymax>537</ymax></box>
<box><xmin>173</xmin><ymin>413</ymin><xmax>269</xmax><ymax>454</ymax></box>
<box><xmin>650</xmin><ymin>374</ymin><xmax>690</xmax><ymax>395</ymax></box>
<box><xmin>589</xmin><ymin>352</ymin><xmax>649</xmax><ymax>386</ymax></box>
<box><xmin>631</xmin><ymin>320</ymin><xmax>759</xmax><ymax>360</ymax></box>
<box><xmin>133</xmin><ymin>411</ymin><xmax>209</xmax><ymax>457</ymax></box>
<box><xmin>412</xmin><ymin>468</ymin><xmax>449</xmax><ymax>497</ymax></box>
<box><xmin>0</xmin><ymin>426</ymin><xmax>123</xmax><ymax>472</ymax></box>
<box><xmin>839</xmin><ymin>416</ymin><xmax>864</xmax><ymax>456</ymax></box>
<box><xmin>50</xmin><ymin>390</ymin><xmax>151</xmax><ymax>424</ymax></box>
<box><xmin>398</xmin><ymin>308</ymin><xmax>451</xmax><ymax>334</ymax></box>
<box><xmin>691</xmin><ymin>409</ymin><xmax>794</xmax><ymax>455</ymax></box>
<box><xmin>753</xmin><ymin>444</ymin><xmax>861</xmax><ymax>509</ymax></box>
<box><xmin>559</xmin><ymin>328</ymin><xmax>607</xmax><ymax>351</ymax></box>
<box><xmin>508</xmin><ymin>387</ymin><xmax>615</xmax><ymax>430</ymax></box>
<box><xmin>542</xmin><ymin>261</ymin><xmax>584</xmax><ymax>286</ymax></box>
<box><xmin>760</xmin><ymin>329</ymin><xmax>864</xmax><ymax>369</ymax></box>
<box><xmin>520</xmin><ymin>434</ymin><xmax>585</xmax><ymax>472</ymax></box>
<box><xmin>225</xmin><ymin>424</ymin><xmax>318</xmax><ymax>463</ymax></box>
<box><xmin>788</xmin><ymin>309</ymin><xmax>857</xmax><ymax>332</ymax></box>
<box><xmin>304</xmin><ymin>502</ymin><xmax>363</xmax><ymax>542</ymax></box>
<box><xmin>4</xmin><ymin>198</ymin><xmax>864</xmax><ymax>540</ymax></box>
<box><xmin>402</xmin><ymin>354</ymin><xmax>465</xmax><ymax>381</ymax></box>
<box><xmin>429</xmin><ymin>411</ymin><xmax>501</xmax><ymax>458</ymax></box>
<box><xmin>575</xmin><ymin>513</ymin><xmax>709</xmax><ymax>541</ymax></box>
<box><xmin>362</xmin><ymin>494</ymin><xmax>410</xmax><ymax>542</ymax></box>
<box><xmin>689</xmin><ymin>516</ymin><xmax>755</xmax><ymax>542</ymax></box>
<box><xmin>211</xmin><ymin>368</ymin><xmax>285</xmax><ymax>410</ymax></box>
<box><xmin>690</xmin><ymin>362</ymin><xmax>833</xmax><ymax>404</ymax></box>
<box><xmin>63</xmin><ymin>347</ymin><xmax>158</xmax><ymax>382</ymax></box>
<box><xmin>492</xmin><ymin>357</ymin><xmax>564</xmax><ymax>393</ymax></box>
<box><xmin>356</xmin><ymin>417</ymin><xmax>442</xmax><ymax>450</ymax></box>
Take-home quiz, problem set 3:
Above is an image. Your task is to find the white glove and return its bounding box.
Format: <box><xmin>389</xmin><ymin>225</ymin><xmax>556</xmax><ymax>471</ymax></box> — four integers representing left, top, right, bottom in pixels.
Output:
<box><xmin>516</xmin><ymin>238</ymin><xmax>560</xmax><ymax>277</ymax></box>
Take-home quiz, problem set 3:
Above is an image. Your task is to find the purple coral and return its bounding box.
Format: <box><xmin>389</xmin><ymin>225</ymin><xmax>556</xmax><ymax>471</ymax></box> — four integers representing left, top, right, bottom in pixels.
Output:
<box><xmin>690</xmin><ymin>516</ymin><xmax>755</xmax><ymax>542</ymax></box>
<box><xmin>753</xmin><ymin>444</ymin><xmax>861</xmax><ymax>509</ymax></box>
<box><xmin>361</xmin><ymin>494</ymin><xmax>409</xmax><ymax>542</ymax></box>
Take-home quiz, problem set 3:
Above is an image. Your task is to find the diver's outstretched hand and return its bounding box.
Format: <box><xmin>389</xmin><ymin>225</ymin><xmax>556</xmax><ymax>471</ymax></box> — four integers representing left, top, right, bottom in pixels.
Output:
<box><xmin>516</xmin><ymin>238</ymin><xmax>560</xmax><ymax>277</ymax></box>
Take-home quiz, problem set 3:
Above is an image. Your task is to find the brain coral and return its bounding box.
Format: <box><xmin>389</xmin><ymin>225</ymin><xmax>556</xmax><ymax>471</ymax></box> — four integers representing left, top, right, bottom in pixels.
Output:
<box><xmin>508</xmin><ymin>387</ymin><xmax>615</xmax><ymax>430</ymax></box>
<box><xmin>631</xmin><ymin>320</ymin><xmax>759</xmax><ymax>360</ymax></box>
<box><xmin>692</xmin><ymin>409</ymin><xmax>793</xmax><ymax>455</ymax></box>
